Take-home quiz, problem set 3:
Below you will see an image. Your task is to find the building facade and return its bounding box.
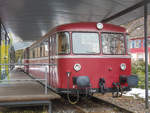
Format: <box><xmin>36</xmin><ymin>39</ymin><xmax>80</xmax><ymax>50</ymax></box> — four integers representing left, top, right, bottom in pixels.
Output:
<box><xmin>129</xmin><ymin>36</ymin><xmax>150</xmax><ymax>63</ymax></box>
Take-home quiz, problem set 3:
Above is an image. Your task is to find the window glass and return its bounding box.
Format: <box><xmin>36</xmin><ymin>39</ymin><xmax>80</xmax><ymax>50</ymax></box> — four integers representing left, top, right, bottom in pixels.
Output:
<box><xmin>44</xmin><ymin>39</ymin><xmax>49</xmax><ymax>57</ymax></box>
<box><xmin>135</xmin><ymin>40</ymin><xmax>138</xmax><ymax>48</ymax></box>
<box><xmin>41</xmin><ymin>43</ymin><xmax>45</xmax><ymax>57</ymax></box>
<box><xmin>142</xmin><ymin>39</ymin><xmax>150</xmax><ymax>47</ymax></box>
<box><xmin>49</xmin><ymin>37</ymin><xmax>52</xmax><ymax>53</ymax></box>
<box><xmin>132</xmin><ymin>40</ymin><xmax>135</xmax><ymax>48</ymax></box>
<box><xmin>129</xmin><ymin>40</ymin><xmax>132</xmax><ymax>48</ymax></box>
<box><xmin>57</xmin><ymin>32</ymin><xmax>70</xmax><ymax>54</ymax></box>
<box><xmin>32</xmin><ymin>49</ymin><xmax>35</xmax><ymax>58</ymax></box>
<box><xmin>139</xmin><ymin>40</ymin><xmax>141</xmax><ymax>48</ymax></box>
<box><xmin>72</xmin><ymin>32</ymin><xmax>100</xmax><ymax>54</ymax></box>
<box><xmin>135</xmin><ymin>40</ymin><xmax>141</xmax><ymax>48</ymax></box>
<box><xmin>40</xmin><ymin>45</ymin><xmax>42</xmax><ymax>57</ymax></box>
<box><xmin>37</xmin><ymin>47</ymin><xmax>40</xmax><ymax>57</ymax></box>
<box><xmin>34</xmin><ymin>48</ymin><xmax>38</xmax><ymax>58</ymax></box>
<box><xmin>29</xmin><ymin>50</ymin><xmax>33</xmax><ymax>59</ymax></box>
<box><xmin>101</xmin><ymin>33</ymin><xmax>125</xmax><ymax>54</ymax></box>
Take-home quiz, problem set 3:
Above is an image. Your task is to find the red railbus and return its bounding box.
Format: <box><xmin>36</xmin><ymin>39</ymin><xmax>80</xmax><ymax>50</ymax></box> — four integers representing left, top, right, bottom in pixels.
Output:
<box><xmin>23</xmin><ymin>22</ymin><xmax>138</xmax><ymax>102</ymax></box>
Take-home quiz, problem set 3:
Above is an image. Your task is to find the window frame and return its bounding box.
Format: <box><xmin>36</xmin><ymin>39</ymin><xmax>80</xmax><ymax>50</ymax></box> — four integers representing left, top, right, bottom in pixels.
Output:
<box><xmin>57</xmin><ymin>32</ymin><xmax>71</xmax><ymax>55</ymax></box>
<box><xmin>72</xmin><ymin>31</ymin><xmax>100</xmax><ymax>55</ymax></box>
<box><xmin>101</xmin><ymin>32</ymin><xmax>126</xmax><ymax>55</ymax></box>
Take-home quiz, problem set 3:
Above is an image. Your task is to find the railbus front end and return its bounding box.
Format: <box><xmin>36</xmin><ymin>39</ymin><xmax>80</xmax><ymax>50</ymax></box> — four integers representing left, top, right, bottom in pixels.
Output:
<box><xmin>56</xmin><ymin>23</ymin><xmax>138</xmax><ymax>99</ymax></box>
<box><xmin>22</xmin><ymin>22</ymin><xmax>138</xmax><ymax>104</ymax></box>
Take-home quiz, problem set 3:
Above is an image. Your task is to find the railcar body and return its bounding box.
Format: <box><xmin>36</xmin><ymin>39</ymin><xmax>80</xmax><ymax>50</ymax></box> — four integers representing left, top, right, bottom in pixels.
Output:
<box><xmin>23</xmin><ymin>22</ymin><xmax>138</xmax><ymax>98</ymax></box>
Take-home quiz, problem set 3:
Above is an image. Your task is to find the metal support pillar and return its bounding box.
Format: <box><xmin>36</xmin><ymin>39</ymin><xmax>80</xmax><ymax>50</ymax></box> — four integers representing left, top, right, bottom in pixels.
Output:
<box><xmin>144</xmin><ymin>0</ymin><xmax>149</xmax><ymax>109</ymax></box>
<box><xmin>0</xmin><ymin>19</ymin><xmax>1</xmax><ymax>79</ymax></box>
<box><xmin>48</xmin><ymin>101</ymin><xmax>52</xmax><ymax>113</ymax></box>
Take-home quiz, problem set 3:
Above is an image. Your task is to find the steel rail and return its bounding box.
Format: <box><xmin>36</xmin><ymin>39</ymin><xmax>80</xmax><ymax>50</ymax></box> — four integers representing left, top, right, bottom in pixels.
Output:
<box><xmin>90</xmin><ymin>96</ymin><xmax>134</xmax><ymax>113</ymax></box>
<box><xmin>60</xmin><ymin>95</ymin><xmax>134</xmax><ymax>113</ymax></box>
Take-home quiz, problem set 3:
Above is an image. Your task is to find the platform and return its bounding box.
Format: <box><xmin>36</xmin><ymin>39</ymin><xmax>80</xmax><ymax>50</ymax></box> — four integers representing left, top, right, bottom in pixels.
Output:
<box><xmin>0</xmin><ymin>68</ymin><xmax>60</xmax><ymax>113</ymax></box>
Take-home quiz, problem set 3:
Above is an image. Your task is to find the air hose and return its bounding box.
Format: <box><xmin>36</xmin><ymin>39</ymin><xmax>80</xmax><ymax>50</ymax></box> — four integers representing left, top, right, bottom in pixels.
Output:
<box><xmin>118</xmin><ymin>84</ymin><xmax>123</xmax><ymax>97</ymax></box>
<box><xmin>66</xmin><ymin>72</ymin><xmax>79</xmax><ymax>104</ymax></box>
<box><xmin>112</xmin><ymin>82</ymin><xmax>119</xmax><ymax>98</ymax></box>
<box><xmin>112</xmin><ymin>83</ymin><xmax>123</xmax><ymax>97</ymax></box>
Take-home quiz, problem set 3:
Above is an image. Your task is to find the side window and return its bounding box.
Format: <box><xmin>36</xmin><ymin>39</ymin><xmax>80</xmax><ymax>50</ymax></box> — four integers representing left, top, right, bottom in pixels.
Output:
<box><xmin>132</xmin><ymin>40</ymin><xmax>134</xmax><ymax>48</ymax></box>
<box><xmin>57</xmin><ymin>32</ymin><xmax>70</xmax><ymax>54</ymax></box>
<box><xmin>49</xmin><ymin>37</ymin><xmax>52</xmax><ymax>53</ymax></box>
<box><xmin>139</xmin><ymin>40</ymin><xmax>141</xmax><ymax>48</ymax></box>
<box><xmin>32</xmin><ymin>48</ymin><xmax>35</xmax><ymax>58</ymax></box>
<box><xmin>43</xmin><ymin>39</ymin><xmax>49</xmax><ymax>57</ymax></box>
<box><xmin>34</xmin><ymin>47</ymin><xmax>38</xmax><ymax>58</ymax></box>
<box><xmin>135</xmin><ymin>40</ymin><xmax>141</xmax><ymax>48</ymax></box>
<box><xmin>29</xmin><ymin>49</ymin><xmax>33</xmax><ymax>59</ymax></box>
<box><xmin>129</xmin><ymin>40</ymin><xmax>132</xmax><ymax>49</ymax></box>
<box><xmin>40</xmin><ymin>42</ymin><xmax>45</xmax><ymax>57</ymax></box>
<box><xmin>37</xmin><ymin>46</ymin><xmax>40</xmax><ymax>57</ymax></box>
<box><xmin>40</xmin><ymin>45</ymin><xmax>42</xmax><ymax>57</ymax></box>
<box><xmin>33</xmin><ymin>48</ymin><xmax>35</xmax><ymax>58</ymax></box>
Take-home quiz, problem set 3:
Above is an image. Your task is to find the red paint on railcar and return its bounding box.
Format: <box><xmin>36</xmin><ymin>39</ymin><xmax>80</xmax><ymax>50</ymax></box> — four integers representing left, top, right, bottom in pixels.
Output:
<box><xmin>23</xmin><ymin>22</ymin><xmax>138</xmax><ymax>96</ymax></box>
<box><xmin>57</xmin><ymin>57</ymin><xmax>131</xmax><ymax>89</ymax></box>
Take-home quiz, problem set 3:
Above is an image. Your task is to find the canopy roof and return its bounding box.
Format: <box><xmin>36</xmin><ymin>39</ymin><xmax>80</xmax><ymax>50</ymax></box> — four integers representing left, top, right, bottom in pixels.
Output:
<box><xmin>0</xmin><ymin>0</ymin><xmax>150</xmax><ymax>41</ymax></box>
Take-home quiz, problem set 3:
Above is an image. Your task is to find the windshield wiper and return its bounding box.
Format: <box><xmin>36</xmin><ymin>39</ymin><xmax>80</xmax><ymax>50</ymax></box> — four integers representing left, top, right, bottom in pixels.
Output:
<box><xmin>85</xmin><ymin>51</ymin><xmax>98</xmax><ymax>54</ymax></box>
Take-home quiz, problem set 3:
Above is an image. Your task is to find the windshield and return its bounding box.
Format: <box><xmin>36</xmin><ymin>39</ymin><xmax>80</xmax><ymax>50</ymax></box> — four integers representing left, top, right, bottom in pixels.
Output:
<box><xmin>72</xmin><ymin>32</ymin><xmax>100</xmax><ymax>54</ymax></box>
<box><xmin>101</xmin><ymin>33</ymin><xmax>125</xmax><ymax>54</ymax></box>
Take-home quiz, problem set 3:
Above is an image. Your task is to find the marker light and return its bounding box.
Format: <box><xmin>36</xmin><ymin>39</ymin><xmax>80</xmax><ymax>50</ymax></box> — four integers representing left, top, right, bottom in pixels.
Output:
<box><xmin>120</xmin><ymin>63</ymin><xmax>126</xmax><ymax>71</ymax></box>
<box><xmin>74</xmin><ymin>64</ymin><xmax>81</xmax><ymax>71</ymax></box>
<box><xmin>96</xmin><ymin>23</ymin><xmax>103</xmax><ymax>29</ymax></box>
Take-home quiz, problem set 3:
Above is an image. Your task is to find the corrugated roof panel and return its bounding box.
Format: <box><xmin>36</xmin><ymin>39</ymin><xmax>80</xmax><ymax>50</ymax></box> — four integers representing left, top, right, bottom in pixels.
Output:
<box><xmin>0</xmin><ymin>0</ymin><xmax>149</xmax><ymax>41</ymax></box>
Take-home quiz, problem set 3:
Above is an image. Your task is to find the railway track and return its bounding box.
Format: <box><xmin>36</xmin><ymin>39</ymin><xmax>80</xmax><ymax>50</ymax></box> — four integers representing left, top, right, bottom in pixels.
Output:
<box><xmin>52</xmin><ymin>95</ymin><xmax>134</xmax><ymax>113</ymax></box>
<box><xmin>89</xmin><ymin>96</ymin><xmax>134</xmax><ymax>113</ymax></box>
<box><xmin>22</xmin><ymin>70</ymin><xmax>134</xmax><ymax>113</ymax></box>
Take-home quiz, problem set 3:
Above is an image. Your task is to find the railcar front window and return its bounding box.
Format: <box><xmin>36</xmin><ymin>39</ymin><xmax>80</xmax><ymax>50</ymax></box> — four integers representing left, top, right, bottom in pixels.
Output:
<box><xmin>101</xmin><ymin>33</ymin><xmax>125</xmax><ymax>54</ymax></box>
<box><xmin>57</xmin><ymin>32</ymin><xmax>70</xmax><ymax>54</ymax></box>
<box><xmin>72</xmin><ymin>32</ymin><xmax>100</xmax><ymax>54</ymax></box>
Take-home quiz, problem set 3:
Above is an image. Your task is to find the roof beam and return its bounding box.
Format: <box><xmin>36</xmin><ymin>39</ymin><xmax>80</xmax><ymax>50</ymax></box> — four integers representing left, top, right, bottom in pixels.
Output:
<box><xmin>102</xmin><ymin>0</ymin><xmax>150</xmax><ymax>23</ymax></box>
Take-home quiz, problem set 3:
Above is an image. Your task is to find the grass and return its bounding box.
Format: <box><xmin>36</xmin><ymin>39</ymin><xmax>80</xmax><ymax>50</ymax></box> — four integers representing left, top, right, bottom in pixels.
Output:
<box><xmin>131</xmin><ymin>61</ymin><xmax>150</xmax><ymax>89</ymax></box>
<box><xmin>136</xmin><ymin>71</ymin><xmax>150</xmax><ymax>89</ymax></box>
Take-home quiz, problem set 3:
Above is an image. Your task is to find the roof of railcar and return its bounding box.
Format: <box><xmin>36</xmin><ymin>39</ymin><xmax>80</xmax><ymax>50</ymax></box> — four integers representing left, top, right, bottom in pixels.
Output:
<box><xmin>29</xmin><ymin>22</ymin><xmax>126</xmax><ymax>48</ymax></box>
<box><xmin>51</xmin><ymin>22</ymin><xmax>126</xmax><ymax>33</ymax></box>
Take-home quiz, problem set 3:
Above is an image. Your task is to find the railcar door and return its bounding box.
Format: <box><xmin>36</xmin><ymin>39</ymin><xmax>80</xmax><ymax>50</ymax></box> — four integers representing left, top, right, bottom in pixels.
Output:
<box><xmin>50</xmin><ymin>35</ymin><xmax>57</xmax><ymax>88</ymax></box>
<box><xmin>49</xmin><ymin>36</ymin><xmax>53</xmax><ymax>87</ymax></box>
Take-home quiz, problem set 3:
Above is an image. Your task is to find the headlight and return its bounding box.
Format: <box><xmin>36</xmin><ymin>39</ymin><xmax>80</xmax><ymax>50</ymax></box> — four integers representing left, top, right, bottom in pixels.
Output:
<box><xmin>96</xmin><ymin>23</ymin><xmax>103</xmax><ymax>29</ymax></box>
<box><xmin>74</xmin><ymin>64</ymin><xmax>81</xmax><ymax>71</ymax></box>
<box><xmin>120</xmin><ymin>63</ymin><xmax>126</xmax><ymax>71</ymax></box>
